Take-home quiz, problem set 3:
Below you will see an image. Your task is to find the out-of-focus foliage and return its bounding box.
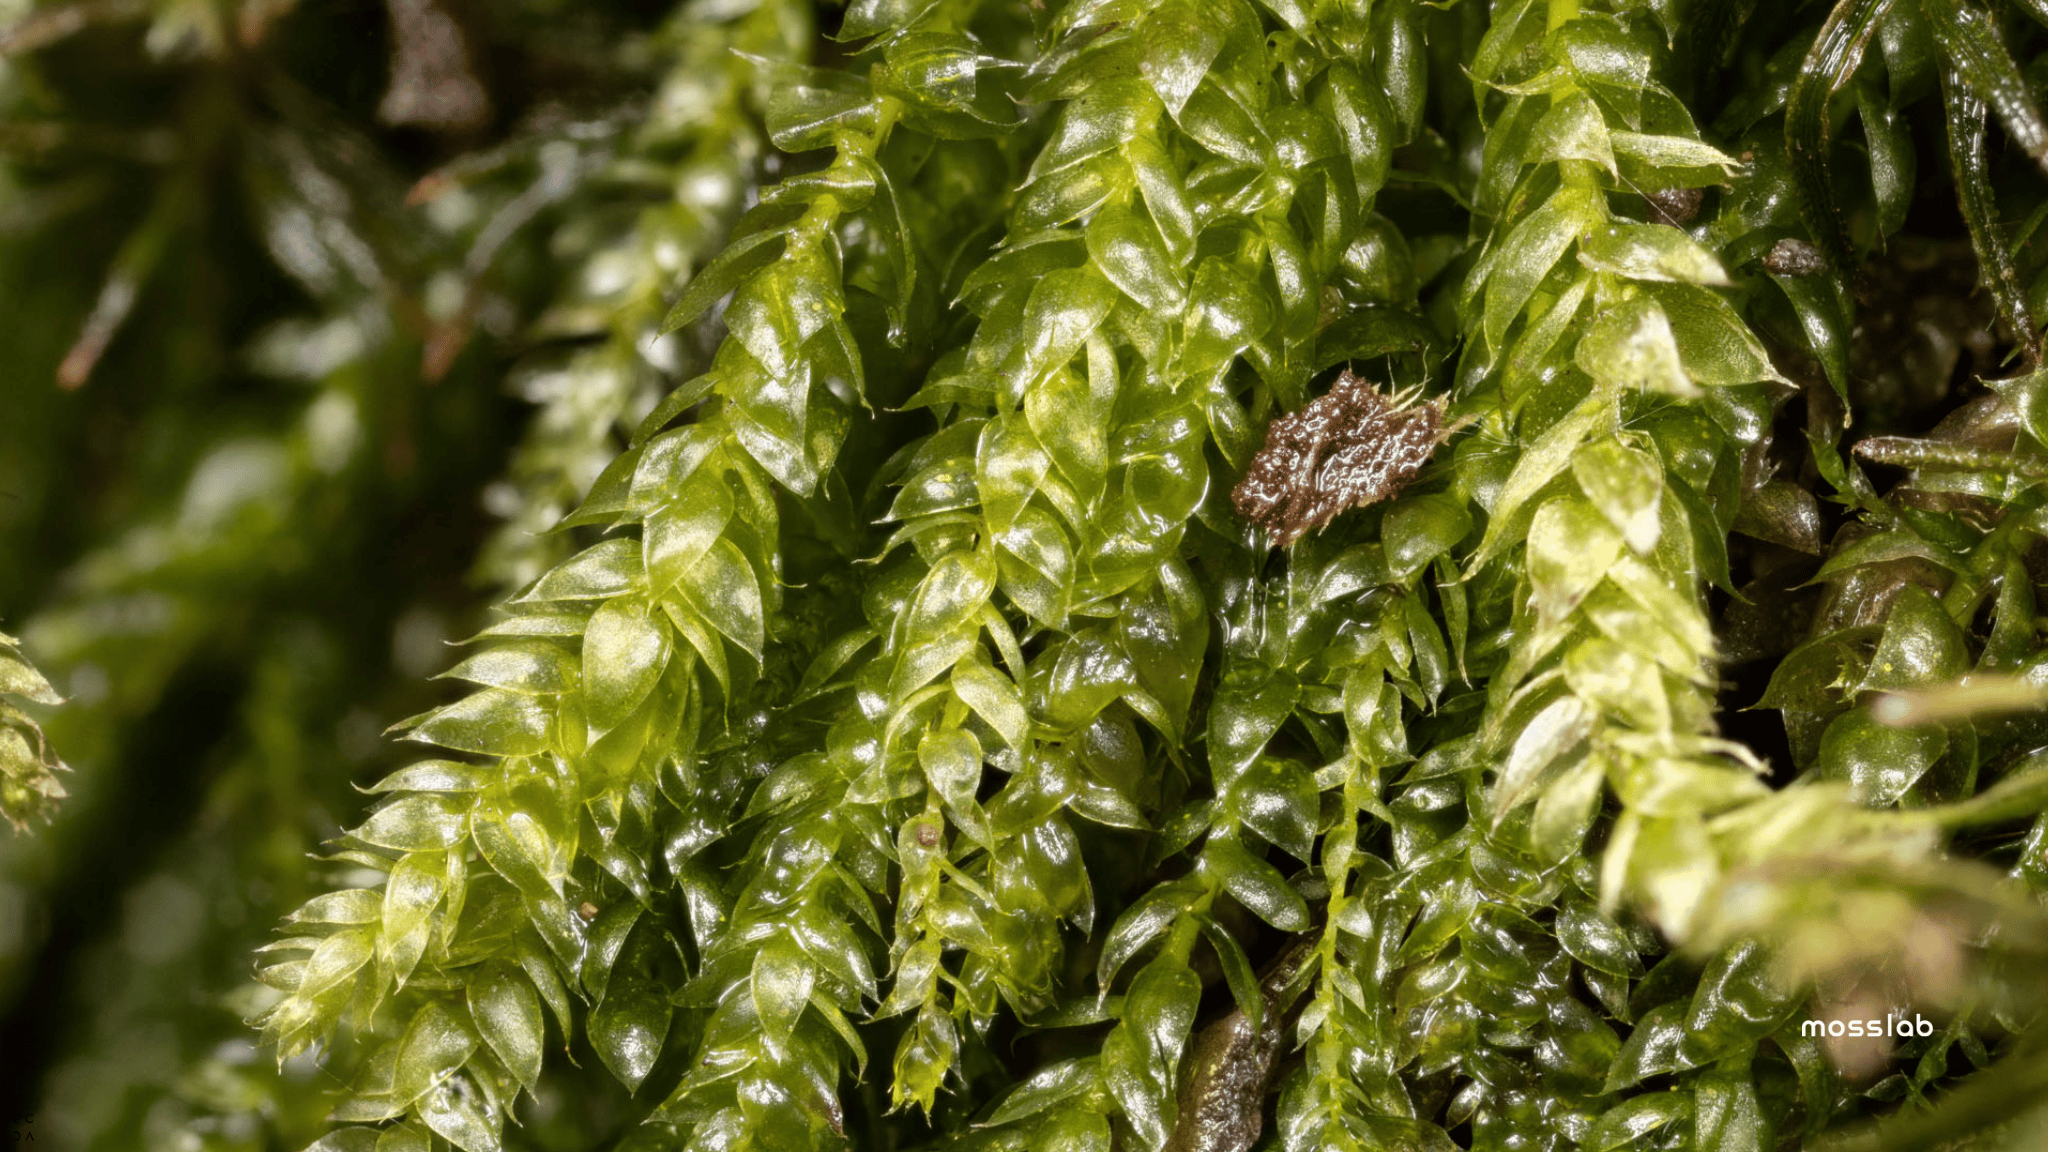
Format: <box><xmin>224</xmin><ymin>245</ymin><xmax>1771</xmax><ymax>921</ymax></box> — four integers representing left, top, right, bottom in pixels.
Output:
<box><xmin>14</xmin><ymin>0</ymin><xmax>2048</xmax><ymax>1150</ymax></box>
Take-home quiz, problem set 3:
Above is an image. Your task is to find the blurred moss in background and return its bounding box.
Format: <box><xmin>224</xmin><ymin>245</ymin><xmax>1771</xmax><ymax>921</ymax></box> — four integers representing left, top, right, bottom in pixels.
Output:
<box><xmin>0</xmin><ymin>0</ymin><xmax>773</xmax><ymax>1145</ymax></box>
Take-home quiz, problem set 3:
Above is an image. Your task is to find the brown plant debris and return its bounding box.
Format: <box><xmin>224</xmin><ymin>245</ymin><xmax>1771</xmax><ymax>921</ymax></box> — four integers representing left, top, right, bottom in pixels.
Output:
<box><xmin>1232</xmin><ymin>370</ymin><xmax>1446</xmax><ymax>547</ymax></box>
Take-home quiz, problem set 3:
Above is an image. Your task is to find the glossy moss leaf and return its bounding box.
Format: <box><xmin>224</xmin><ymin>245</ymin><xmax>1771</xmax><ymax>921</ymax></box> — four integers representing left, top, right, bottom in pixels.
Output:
<box><xmin>1682</xmin><ymin>941</ymin><xmax>1795</xmax><ymax>1064</ymax></box>
<box><xmin>1529</xmin><ymin>496</ymin><xmax>1625</xmax><ymax>625</ymax></box>
<box><xmin>1098</xmin><ymin>880</ymin><xmax>1200</xmax><ymax>990</ymax></box>
<box><xmin>1584</xmin><ymin>1093</ymin><xmax>1692</xmax><ymax>1151</ymax></box>
<box><xmin>437</xmin><ymin>642</ymin><xmax>576</xmax><ymax>697</ymax></box>
<box><xmin>1383</xmin><ymin>494</ymin><xmax>1472</xmax><ymax>581</ymax></box>
<box><xmin>1644</xmin><ymin>283</ymin><xmax>1787</xmax><ymax>387</ymax></box>
<box><xmin>1818</xmin><ymin>710</ymin><xmax>1947</xmax><ymax>806</ymax></box>
<box><xmin>392</xmin><ymin>1001</ymin><xmax>479</xmax><ymax>1107</ymax></box>
<box><xmin>417</xmin><ymin>1076</ymin><xmax>500</xmax><ymax>1152</ymax></box>
<box><xmin>1136</xmin><ymin>0</ymin><xmax>1222</xmax><ymax>118</ymax></box>
<box><xmin>1103</xmin><ymin>953</ymin><xmax>1200</xmax><ymax>1151</ymax></box>
<box><xmin>1182</xmin><ymin>258</ymin><xmax>1274</xmax><ymax>380</ymax></box>
<box><xmin>1200</xmin><ymin>837</ymin><xmax>1309</xmax><ymax>930</ymax></box>
<box><xmin>752</xmin><ymin>939</ymin><xmax>815</xmax><ymax>1054</ymax></box>
<box><xmin>1604</xmin><ymin>1001</ymin><xmax>1693</xmax><ymax>1091</ymax></box>
<box><xmin>1771</xmin><ymin>270</ymin><xmax>1852</xmax><ymax>407</ymax></box>
<box><xmin>1859</xmin><ymin>584</ymin><xmax>1969</xmax><ymax>694</ymax></box>
<box><xmin>1085</xmin><ymin>206</ymin><xmax>1186</xmax><ymax>314</ymax></box>
<box><xmin>1578</xmin><ymin>295</ymin><xmax>1696</xmax><ymax>397</ymax></box>
<box><xmin>671</xmin><ymin>538</ymin><xmax>763</xmax><ymax>660</ymax></box>
<box><xmin>355</xmin><ymin>794</ymin><xmax>469</xmax><ymax>852</ymax></box>
<box><xmin>519</xmin><ymin>539</ymin><xmax>642</xmax><ymax>603</ymax></box>
<box><xmin>470</xmin><ymin>966</ymin><xmax>544</xmax><ymax>1090</ymax></box>
<box><xmin>1572</xmin><ymin>440</ymin><xmax>1663</xmax><ymax>555</ymax></box>
<box><xmin>1226</xmin><ymin>757</ymin><xmax>1318</xmax><ymax>863</ymax></box>
<box><xmin>1925</xmin><ymin>0</ymin><xmax>2048</xmax><ymax>174</ymax></box>
<box><xmin>401</xmin><ymin>689</ymin><xmax>551</xmax><ymax>757</ymax></box>
<box><xmin>1559</xmin><ymin>897</ymin><xmax>1645</xmax><ymax>978</ymax></box>
<box><xmin>660</xmin><ymin>229</ymin><xmax>787</xmax><ymax>336</ymax></box>
<box><xmin>582</xmin><ymin>597</ymin><xmax>670</xmax><ymax>735</ymax></box>
<box><xmin>1492</xmin><ymin>694</ymin><xmax>1596</xmax><ymax>823</ymax></box>
<box><xmin>953</xmin><ymin>657</ymin><xmax>1030</xmax><ymax>750</ymax></box>
<box><xmin>1469</xmin><ymin>391</ymin><xmax>1610</xmax><ymax>571</ymax></box>
<box><xmin>1482</xmin><ymin>185</ymin><xmax>1602</xmax><ymax>351</ymax></box>
<box><xmin>1532</xmin><ymin>752</ymin><xmax>1607</xmax><ymax>863</ymax></box>
<box><xmin>985</xmin><ymin>1057</ymin><xmax>1100</xmax><ymax>1126</ymax></box>
<box><xmin>1207</xmin><ymin>664</ymin><xmax>1299</xmax><ymax>785</ymax></box>
<box><xmin>1530</xmin><ymin>90</ymin><xmax>1616</xmax><ymax>174</ymax></box>
<box><xmin>645</xmin><ymin>481</ymin><xmax>734</xmax><ymax>597</ymax></box>
<box><xmin>1012</xmin><ymin>268</ymin><xmax>1118</xmax><ymax>394</ymax></box>
<box><xmin>1579</xmin><ymin>223</ymin><xmax>1731</xmax><ymax>286</ymax></box>
<box><xmin>589</xmin><ymin>934</ymin><xmax>673</xmax><ymax>1092</ymax></box>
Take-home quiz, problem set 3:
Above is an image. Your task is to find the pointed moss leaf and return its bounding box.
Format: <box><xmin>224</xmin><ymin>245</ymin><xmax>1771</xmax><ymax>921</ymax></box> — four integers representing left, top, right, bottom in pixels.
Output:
<box><xmin>1013</xmin><ymin>268</ymin><xmax>1118</xmax><ymax>394</ymax></box>
<box><xmin>1529</xmin><ymin>496</ymin><xmax>1624</xmax><ymax>624</ymax></box>
<box><xmin>1530</xmin><ymin>90</ymin><xmax>1616</xmax><ymax>174</ymax></box>
<box><xmin>1117</xmin><ymin>562</ymin><xmax>1208</xmax><ymax>733</ymax></box>
<box><xmin>1470</xmin><ymin>391</ymin><xmax>1609</xmax><ymax>571</ymax></box>
<box><xmin>402</xmin><ymin>689</ymin><xmax>551</xmax><ymax>756</ymax></box>
<box><xmin>1125</xmin><ymin>950</ymin><xmax>1202</xmax><ymax>1090</ymax></box>
<box><xmin>583</xmin><ymin>596</ymin><xmax>671</xmax><ymax>734</ymax></box>
<box><xmin>904</xmin><ymin>547</ymin><xmax>997</xmax><ymax>642</ymax></box>
<box><xmin>986</xmin><ymin>1057</ymin><xmax>1100</xmax><ymax>1127</ymax></box>
<box><xmin>645</xmin><ymin>479</ymin><xmax>733</xmax><ymax>596</ymax></box>
<box><xmin>355</xmin><ymin>794</ymin><xmax>469</xmax><ymax>851</ymax></box>
<box><xmin>660</xmin><ymin>229</ymin><xmax>786</xmax><ymax>336</ymax></box>
<box><xmin>418</xmin><ymin>1076</ymin><xmax>500</xmax><ymax>1152</ymax></box>
<box><xmin>673</xmin><ymin>538</ymin><xmax>763</xmax><ymax>660</ymax></box>
<box><xmin>307</xmin><ymin>1130</ymin><xmax>382</xmax><ymax>1152</ymax></box>
<box><xmin>393</xmin><ymin>1001</ymin><xmax>479</xmax><ymax>1107</ymax></box>
<box><xmin>1493</xmin><ymin>695</ymin><xmax>1595</xmax><ymax>823</ymax></box>
<box><xmin>1182</xmin><ymin>257</ymin><xmax>1274</xmax><ymax>378</ymax></box>
<box><xmin>470</xmin><ymin>966</ymin><xmax>544</xmax><ymax>1089</ymax></box>
<box><xmin>1579</xmin><ymin>223</ymin><xmax>1731</xmax><ymax>286</ymax></box>
<box><xmin>953</xmin><ymin>657</ymin><xmax>1029</xmax><ymax>750</ymax></box>
<box><xmin>1559</xmin><ymin>897</ymin><xmax>1645</xmax><ymax>978</ymax></box>
<box><xmin>519</xmin><ymin>539</ymin><xmax>642</xmax><ymax>603</ymax></box>
<box><xmin>291</xmin><ymin>889</ymin><xmax>383</xmax><ymax>925</ymax></box>
<box><xmin>1383</xmin><ymin>494</ymin><xmax>1472</xmax><ymax>582</ymax></box>
<box><xmin>589</xmin><ymin>957</ymin><xmax>672</xmax><ymax>1092</ymax></box>
<box><xmin>0</xmin><ymin>647</ymin><xmax>59</xmax><ymax>704</ymax></box>
<box><xmin>1396</xmin><ymin>871</ymin><xmax>1478</xmax><ymax>963</ymax></box>
<box><xmin>1226</xmin><ymin>757</ymin><xmax>1318</xmax><ymax>863</ymax></box>
<box><xmin>1483</xmin><ymin>185</ymin><xmax>1601</xmax><ymax>351</ymax></box>
<box><xmin>1533</xmin><ymin>752</ymin><xmax>1607</xmax><ymax>863</ymax></box>
<box><xmin>1086</xmin><ymin>206</ymin><xmax>1186</xmax><ymax>314</ymax></box>
<box><xmin>1695</xmin><ymin>1068</ymin><xmax>1768</xmax><ymax>1152</ymax></box>
<box><xmin>1098</xmin><ymin>880</ymin><xmax>1198</xmax><ymax>990</ymax></box>
<box><xmin>1207</xmin><ymin>664</ymin><xmax>1299</xmax><ymax>786</ymax></box>
<box><xmin>437</xmin><ymin>642</ymin><xmax>576</xmax><ymax>696</ymax></box>
<box><xmin>1578</xmin><ymin>295</ymin><xmax>1696</xmax><ymax>397</ymax></box>
<box><xmin>1585</xmin><ymin>1093</ymin><xmax>1692</xmax><ymax>1152</ymax></box>
<box><xmin>1683</xmin><ymin>940</ymin><xmax>1795</xmax><ymax>1063</ymax></box>
<box><xmin>1771</xmin><ymin>270</ymin><xmax>1852</xmax><ymax>406</ymax></box>
<box><xmin>1573</xmin><ymin>441</ymin><xmax>1663</xmax><ymax>554</ymax></box>
<box><xmin>1604</xmin><ymin>1001</ymin><xmax>1693</xmax><ymax>1091</ymax></box>
<box><xmin>1196</xmin><ymin>832</ymin><xmax>1310</xmax><ymax>934</ymax></box>
<box><xmin>1195</xmin><ymin>914</ymin><xmax>1263</xmax><ymax>1033</ymax></box>
<box><xmin>1025</xmin><ymin>371</ymin><xmax>1108</xmax><ymax>495</ymax></box>
<box><xmin>1137</xmin><ymin>0</ymin><xmax>1221</xmax><ymax>117</ymax></box>
<box><xmin>1611</xmin><ymin>131</ymin><xmax>1744</xmax><ymax>177</ymax></box>
<box><xmin>752</xmin><ymin>939</ymin><xmax>815</xmax><ymax>1053</ymax></box>
<box><xmin>1645</xmin><ymin>283</ymin><xmax>1787</xmax><ymax>386</ymax></box>
<box><xmin>1817</xmin><ymin>710</ymin><xmax>1946</xmax><ymax>806</ymax></box>
<box><xmin>1859</xmin><ymin>583</ymin><xmax>1968</xmax><ymax>694</ymax></box>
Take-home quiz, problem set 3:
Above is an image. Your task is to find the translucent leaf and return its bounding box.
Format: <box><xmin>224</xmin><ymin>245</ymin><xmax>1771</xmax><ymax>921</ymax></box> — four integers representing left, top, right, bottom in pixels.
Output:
<box><xmin>1572</xmin><ymin>440</ymin><xmax>1663</xmax><ymax>554</ymax></box>
<box><xmin>1383</xmin><ymin>493</ymin><xmax>1473</xmax><ymax>582</ymax></box>
<box><xmin>1858</xmin><ymin>584</ymin><xmax>1969</xmax><ymax>694</ymax></box>
<box><xmin>393</xmin><ymin>1001</ymin><xmax>479</xmax><ymax>1107</ymax></box>
<box><xmin>1558</xmin><ymin>897</ymin><xmax>1644</xmax><ymax>978</ymax></box>
<box><xmin>1529</xmin><ymin>496</ymin><xmax>1624</xmax><ymax>625</ymax></box>
<box><xmin>1577</xmin><ymin>295</ymin><xmax>1696</xmax><ymax>397</ymax></box>
<box><xmin>1584</xmin><ymin>1092</ymin><xmax>1691</xmax><ymax>1151</ymax></box>
<box><xmin>437</xmin><ymin>642</ymin><xmax>577</xmax><ymax>696</ymax></box>
<box><xmin>519</xmin><ymin>539</ymin><xmax>642</xmax><ymax>602</ymax></box>
<box><xmin>1578</xmin><ymin>223</ymin><xmax>1730</xmax><ymax>286</ymax></box>
<box><xmin>1482</xmin><ymin>185</ymin><xmax>1602</xmax><ymax>351</ymax></box>
<box><xmin>1200</xmin><ymin>837</ymin><xmax>1310</xmax><ymax>931</ymax></box>
<box><xmin>470</xmin><ymin>966</ymin><xmax>544</xmax><ymax>1090</ymax></box>
<box><xmin>401</xmin><ymin>689</ymin><xmax>551</xmax><ymax>757</ymax></box>
<box><xmin>1225</xmin><ymin>757</ymin><xmax>1318</xmax><ymax>863</ymax></box>
<box><xmin>752</xmin><ymin>939</ymin><xmax>816</xmax><ymax>1054</ymax></box>
<box><xmin>356</xmin><ymin>794</ymin><xmax>469</xmax><ymax>852</ymax></box>
<box><xmin>582</xmin><ymin>597</ymin><xmax>671</xmax><ymax>735</ymax></box>
<box><xmin>1491</xmin><ymin>694</ymin><xmax>1595</xmax><ymax>821</ymax></box>
<box><xmin>1136</xmin><ymin>0</ymin><xmax>1221</xmax><ymax>117</ymax></box>
<box><xmin>1817</xmin><ymin>710</ymin><xmax>1946</xmax><ymax>806</ymax></box>
<box><xmin>1603</xmin><ymin>1000</ymin><xmax>1692</xmax><ymax>1091</ymax></box>
<box><xmin>672</xmin><ymin>538</ymin><xmax>764</xmax><ymax>660</ymax></box>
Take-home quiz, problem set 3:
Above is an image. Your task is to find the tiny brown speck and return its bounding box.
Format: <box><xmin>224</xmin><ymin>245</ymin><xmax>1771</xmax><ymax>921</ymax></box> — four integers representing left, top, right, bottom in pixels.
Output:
<box><xmin>577</xmin><ymin>901</ymin><xmax>599</xmax><ymax>922</ymax></box>
<box><xmin>1232</xmin><ymin>370</ymin><xmax>1446</xmax><ymax>547</ymax></box>
<box><xmin>1644</xmin><ymin>186</ymin><xmax>1702</xmax><ymax>227</ymax></box>
<box><xmin>915</xmin><ymin>822</ymin><xmax>941</xmax><ymax>848</ymax></box>
<box><xmin>1763</xmin><ymin>238</ymin><xmax>1826</xmax><ymax>276</ymax></box>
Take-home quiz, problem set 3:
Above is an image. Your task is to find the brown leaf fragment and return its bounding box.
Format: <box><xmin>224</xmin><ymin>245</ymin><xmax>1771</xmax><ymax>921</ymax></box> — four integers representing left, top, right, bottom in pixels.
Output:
<box><xmin>1231</xmin><ymin>370</ymin><xmax>1446</xmax><ymax>547</ymax></box>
